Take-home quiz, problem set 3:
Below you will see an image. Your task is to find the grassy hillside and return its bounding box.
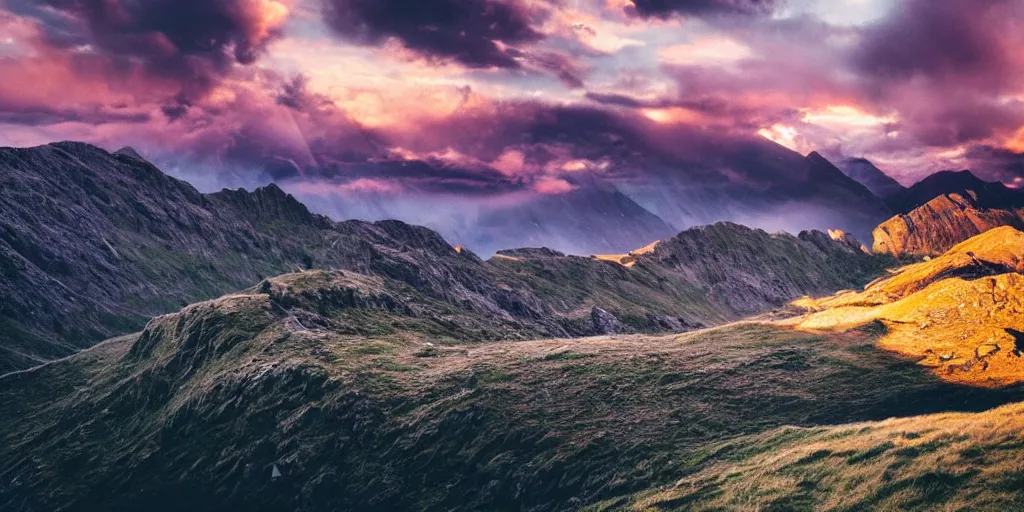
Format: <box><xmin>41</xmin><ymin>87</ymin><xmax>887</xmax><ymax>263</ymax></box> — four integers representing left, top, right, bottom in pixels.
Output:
<box><xmin>590</xmin><ymin>398</ymin><xmax>1024</xmax><ymax>512</ymax></box>
<box><xmin>790</xmin><ymin>226</ymin><xmax>1024</xmax><ymax>386</ymax></box>
<box><xmin>594</xmin><ymin>227</ymin><xmax>1024</xmax><ymax>511</ymax></box>
<box><xmin>2</xmin><ymin>267</ymin><xmax>1021</xmax><ymax>511</ymax></box>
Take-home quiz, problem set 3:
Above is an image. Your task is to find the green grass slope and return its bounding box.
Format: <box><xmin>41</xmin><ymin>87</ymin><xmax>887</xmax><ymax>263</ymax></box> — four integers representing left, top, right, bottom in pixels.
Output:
<box><xmin>2</xmin><ymin>271</ymin><xmax>1020</xmax><ymax>511</ymax></box>
<box><xmin>589</xmin><ymin>401</ymin><xmax>1024</xmax><ymax>512</ymax></box>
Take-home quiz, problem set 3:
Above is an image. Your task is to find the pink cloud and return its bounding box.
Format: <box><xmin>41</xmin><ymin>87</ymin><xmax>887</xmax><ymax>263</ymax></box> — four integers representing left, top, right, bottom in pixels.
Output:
<box><xmin>533</xmin><ymin>177</ymin><xmax>577</xmax><ymax>194</ymax></box>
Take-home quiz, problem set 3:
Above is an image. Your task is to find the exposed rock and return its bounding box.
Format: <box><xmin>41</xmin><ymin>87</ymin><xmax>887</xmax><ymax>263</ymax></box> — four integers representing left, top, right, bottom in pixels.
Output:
<box><xmin>591</xmin><ymin>306</ymin><xmax>626</xmax><ymax>334</ymax></box>
<box><xmin>646</xmin><ymin>313</ymin><xmax>686</xmax><ymax>331</ymax></box>
<box><xmin>873</xmin><ymin>192</ymin><xmax>1024</xmax><ymax>257</ymax></box>
<box><xmin>977</xmin><ymin>344</ymin><xmax>1000</xmax><ymax>359</ymax></box>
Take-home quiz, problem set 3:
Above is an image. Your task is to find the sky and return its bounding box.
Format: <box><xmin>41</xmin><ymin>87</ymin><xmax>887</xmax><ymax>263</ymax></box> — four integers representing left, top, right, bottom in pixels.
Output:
<box><xmin>1</xmin><ymin>0</ymin><xmax>1023</xmax><ymax>199</ymax></box>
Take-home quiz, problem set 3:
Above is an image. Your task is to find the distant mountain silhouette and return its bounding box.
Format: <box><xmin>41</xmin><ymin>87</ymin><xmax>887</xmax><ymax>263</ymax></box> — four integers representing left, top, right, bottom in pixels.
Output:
<box><xmin>886</xmin><ymin>170</ymin><xmax>1024</xmax><ymax>214</ymax></box>
<box><xmin>837</xmin><ymin>157</ymin><xmax>906</xmax><ymax>199</ymax></box>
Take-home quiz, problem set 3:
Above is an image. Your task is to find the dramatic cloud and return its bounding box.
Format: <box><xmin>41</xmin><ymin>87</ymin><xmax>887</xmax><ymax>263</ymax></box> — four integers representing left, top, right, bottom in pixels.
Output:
<box><xmin>321</xmin><ymin>0</ymin><xmax>546</xmax><ymax>68</ymax></box>
<box><xmin>965</xmin><ymin>145</ymin><xmax>1024</xmax><ymax>184</ymax></box>
<box><xmin>848</xmin><ymin>0</ymin><xmax>1024</xmax><ymax>153</ymax></box>
<box><xmin>2</xmin><ymin>0</ymin><xmax>1024</xmax><ymax>202</ymax></box>
<box><xmin>626</xmin><ymin>0</ymin><xmax>781</xmax><ymax>18</ymax></box>
<box><xmin>6</xmin><ymin>0</ymin><xmax>291</xmax><ymax>112</ymax></box>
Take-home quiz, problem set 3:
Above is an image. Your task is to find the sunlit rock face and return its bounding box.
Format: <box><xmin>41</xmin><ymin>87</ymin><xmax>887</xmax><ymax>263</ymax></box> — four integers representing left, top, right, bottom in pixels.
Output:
<box><xmin>792</xmin><ymin>226</ymin><xmax>1024</xmax><ymax>387</ymax></box>
<box><xmin>873</xmin><ymin>192</ymin><xmax>1024</xmax><ymax>257</ymax></box>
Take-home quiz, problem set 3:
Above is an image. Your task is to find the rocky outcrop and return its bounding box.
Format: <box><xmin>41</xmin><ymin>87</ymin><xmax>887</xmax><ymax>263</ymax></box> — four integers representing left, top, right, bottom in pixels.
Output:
<box><xmin>591</xmin><ymin>306</ymin><xmax>627</xmax><ymax>334</ymax></box>
<box><xmin>872</xmin><ymin>192</ymin><xmax>1024</xmax><ymax>257</ymax></box>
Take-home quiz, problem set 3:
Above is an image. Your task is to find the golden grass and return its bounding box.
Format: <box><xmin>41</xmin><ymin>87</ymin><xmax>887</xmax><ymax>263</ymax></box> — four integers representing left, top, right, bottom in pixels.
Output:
<box><xmin>605</xmin><ymin>401</ymin><xmax>1024</xmax><ymax>511</ymax></box>
<box><xmin>592</xmin><ymin>240</ymin><xmax>662</xmax><ymax>268</ymax></box>
<box><xmin>784</xmin><ymin>226</ymin><xmax>1024</xmax><ymax>387</ymax></box>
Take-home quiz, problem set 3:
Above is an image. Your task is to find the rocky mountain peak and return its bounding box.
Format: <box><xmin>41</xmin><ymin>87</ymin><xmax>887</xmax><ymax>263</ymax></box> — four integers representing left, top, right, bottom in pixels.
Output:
<box><xmin>113</xmin><ymin>146</ymin><xmax>146</xmax><ymax>162</ymax></box>
<box><xmin>836</xmin><ymin>157</ymin><xmax>906</xmax><ymax>200</ymax></box>
<box><xmin>873</xmin><ymin>192</ymin><xmax>1024</xmax><ymax>257</ymax></box>
<box><xmin>211</xmin><ymin>183</ymin><xmax>324</xmax><ymax>227</ymax></box>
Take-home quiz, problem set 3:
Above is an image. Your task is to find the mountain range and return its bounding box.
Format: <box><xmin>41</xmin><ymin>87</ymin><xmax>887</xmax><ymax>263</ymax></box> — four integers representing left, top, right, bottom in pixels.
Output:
<box><xmin>292</xmin><ymin>137</ymin><xmax>893</xmax><ymax>255</ymax></box>
<box><xmin>0</xmin><ymin>141</ymin><xmax>887</xmax><ymax>374</ymax></box>
<box><xmin>3</xmin><ymin>203</ymin><xmax>1024</xmax><ymax>511</ymax></box>
<box><xmin>6</xmin><ymin>139</ymin><xmax>1024</xmax><ymax>511</ymax></box>
<box><xmin>837</xmin><ymin>157</ymin><xmax>907</xmax><ymax>199</ymax></box>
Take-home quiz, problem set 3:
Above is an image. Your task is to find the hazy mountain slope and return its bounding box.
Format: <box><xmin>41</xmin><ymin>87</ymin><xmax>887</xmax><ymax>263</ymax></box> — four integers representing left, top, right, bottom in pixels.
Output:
<box><xmin>837</xmin><ymin>157</ymin><xmax>906</xmax><ymax>199</ymax></box>
<box><xmin>873</xmin><ymin>192</ymin><xmax>1024</xmax><ymax>257</ymax></box>
<box><xmin>619</xmin><ymin>149</ymin><xmax>893</xmax><ymax>245</ymax></box>
<box><xmin>2</xmin><ymin>273</ymin><xmax>1019</xmax><ymax>511</ymax></box>
<box><xmin>472</xmin><ymin>184</ymin><xmax>677</xmax><ymax>256</ymax></box>
<box><xmin>295</xmin><ymin>139</ymin><xmax>893</xmax><ymax>255</ymax></box>
<box><xmin>0</xmin><ymin>142</ymin><xmax>888</xmax><ymax>373</ymax></box>
<box><xmin>886</xmin><ymin>170</ymin><xmax>1024</xmax><ymax>214</ymax></box>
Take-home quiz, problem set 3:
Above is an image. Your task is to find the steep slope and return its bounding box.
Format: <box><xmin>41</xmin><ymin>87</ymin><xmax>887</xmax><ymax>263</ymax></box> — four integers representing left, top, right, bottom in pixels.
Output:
<box><xmin>2</xmin><ymin>274</ymin><xmax>1019</xmax><ymax>511</ymax></box>
<box><xmin>873</xmin><ymin>192</ymin><xmax>1024</xmax><ymax>257</ymax></box>
<box><xmin>837</xmin><ymin>157</ymin><xmax>906</xmax><ymax>199</ymax></box>
<box><xmin>619</xmin><ymin>148</ymin><xmax>893</xmax><ymax>246</ymax></box>
<box><xmin>886</xmin><ymin>169</ymin><xmax>1024</xmax><ymax>214</ymax></box>
<box><xmin>0</xmin><ymin>142</ymin><xmax>888</xmax><ymax>373</ymax></box>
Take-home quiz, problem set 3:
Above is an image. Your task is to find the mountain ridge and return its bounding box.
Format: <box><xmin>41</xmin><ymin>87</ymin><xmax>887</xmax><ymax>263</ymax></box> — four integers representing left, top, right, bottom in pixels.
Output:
<box><xmin>873</xmin><ymin>191</ymin><xmax>1024</xmax><ymax>257</ymax></box>
<box><xmin>0</xmin><ymin>141</ymin><xmax>887</xmax><ymax>373</ymax></box>
<box><xmin>887</xmin><ymin>169</ymin><xmax>1024</xmax><ymax>214</ymax></box>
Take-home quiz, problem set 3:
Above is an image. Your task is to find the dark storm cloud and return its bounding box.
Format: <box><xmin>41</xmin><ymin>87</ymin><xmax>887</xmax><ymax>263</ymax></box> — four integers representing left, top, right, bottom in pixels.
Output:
<box><xmin>321</xmin><ymin>0</ymin><xmax>546</xmax><ymax>68</ymax></box>
<box><xmin>338</xmin><ymin>161</ymin><xmax>522</xmax><ymax>195</ymax></box>
<box><xmin>965</xmin><ymin>145</ymin><xmax>1024</xmax><ymax>183</ymax></box>
<box><xmin>8</xmin><ymin>0</ymin><xmax>288</xmax><ymax>105</ymax></box>
<box><xmin>847</xmin><ymin>0</ymin><xmax>1024</xmax><ymax>150</ymax></box>
<box><xmin>585</xmin><ymin>92</ymin><xmax>739</xmax><ymax>118</ymax></box>
<box><xmin>852</xmin><ymin>0</ymin><xmax>1020</xmax><ymax>88</ymax></box>
<box><xmin>506</xmin><ymin>48</ymin><xmax>587</xmax><ymax>88</ymax></box>
<box><xmin>627</xmin><ymin>0</ymin><xmax>781</xmax><ymax>18</ymax></box>
<box><xmin>0</xmin><ymin>103</ymin><xmax>151</xmax><ymax>126</ymax></box>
